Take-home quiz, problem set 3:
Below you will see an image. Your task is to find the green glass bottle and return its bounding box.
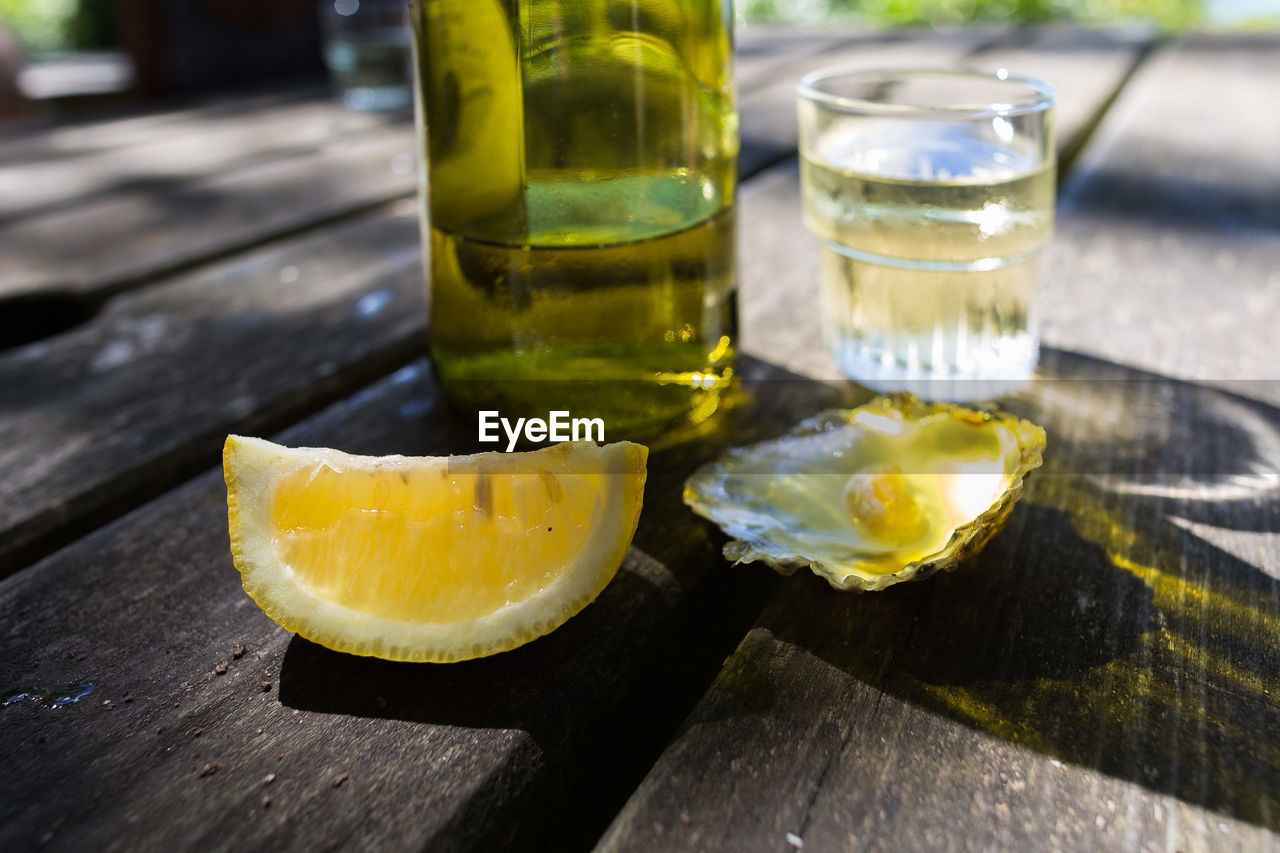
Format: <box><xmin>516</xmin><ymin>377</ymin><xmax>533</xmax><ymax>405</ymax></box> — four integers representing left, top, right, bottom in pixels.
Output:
<box><xmin>412</xmin><ymin>0</ymin><xmax>738</xmax><ymax>442</ymax></box>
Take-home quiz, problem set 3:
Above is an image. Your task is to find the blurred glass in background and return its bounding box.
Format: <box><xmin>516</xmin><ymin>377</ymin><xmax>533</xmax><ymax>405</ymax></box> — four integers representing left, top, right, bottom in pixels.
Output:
<box><xmin>320</xmin><ymin>0</ymin><xmax>412</xmax><ymax>112</ymax></box>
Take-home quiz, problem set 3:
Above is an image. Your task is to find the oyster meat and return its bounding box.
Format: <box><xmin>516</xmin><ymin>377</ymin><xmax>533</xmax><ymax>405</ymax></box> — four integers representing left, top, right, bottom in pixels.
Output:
<box><xmin>684</xmin><ymin>395</ymin><xmax>1046</xmax><ymax>591</ymax></box>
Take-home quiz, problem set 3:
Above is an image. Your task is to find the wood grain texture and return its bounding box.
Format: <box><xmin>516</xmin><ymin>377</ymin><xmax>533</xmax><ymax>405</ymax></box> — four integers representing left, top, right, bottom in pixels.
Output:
<box><xmin>738</xmin><ymin>28</ymin><xmax>1004</xmax><ymax>179</ymax></box>
<box><xmin>0</xmin><ymin>25</ymin><xmax>847</xmax><ymax>219</ymax></box>
<box><xmin>0</xmin><ymin>22</ymin><xmax>1149</xmax><ymax>577</ymax></box>
<box><xmin>11</xmin><ymin>26</ymin><xmax>893</xmax><ymax>247</ymax></box>
<box><xmin>736</xmin><ymin>27</ymin><xmax>859</xmax><ymax>91</ymax></box>
<box><xmin>0</xmin><ymin>35</ymin><xmax>878</xmax><ymax>842</ymax></box>
<box><xmin>0</xmin><ymin>96</ymin><xmax>401</xmax><ymax>222</ymax></box>
<box><xmin>0</xmin><ymin>124</ymin><xmax>419</xmax><ymax>301</ymax></box>
<box><xmin>0</xmin><ymin>26</ymin><xmax>838</xmax><ymax>181</ymax></box>
<box><xmin>0</xmin><ymin>30</ymin><xmax>992</xmax><ymax>301</ymax></box>
<box><xmin>0</xmin><ymin>86</ymin><xmax>324</xmax><ymax>167</ymax></box>
<box><xmin>0</xmin><ymin>203</ymin><xmax>426</xmax><ymax>577</ymax></box>
<box><xmin>0</xmin><ymin>352</ymin><xmax>843</xmax><ymax>852</ymax></box>
<box><xmin>4</xmin><ymin>28</ymin><xmax>1276</xmax><ymax>852</ymax></box>
<box><xmin>963</xmin><ymin>26</ymin><xmax>1152</xmax><ymax>172</ymax></box>
<box><xmin>0</xmin><ymin>29</ymin><xmax>972</xmax><ymax>302</ymax></box>
<box><xmin>1042</xmin><ymin>35</ymin><xmax>1280</xmax><ymax>390</ymax></box>
<box><xmin>0</xmin><ymin>26</ymin><xmax>909</xmax><ymax>579</ymax></box>
<box><xmin>597</xmin><ymin>34</ymin><xmax>1280</xmax><ymax>853</ymax></box>
<box><xmin>0</xmin><ymin>62</ymin><xmax>855</xmax><ymax>579</ymax></box>
<box><xmin>597</xmin><ymin>350</ymin><xmax>1280</xmax><ymax>851</ymax></box>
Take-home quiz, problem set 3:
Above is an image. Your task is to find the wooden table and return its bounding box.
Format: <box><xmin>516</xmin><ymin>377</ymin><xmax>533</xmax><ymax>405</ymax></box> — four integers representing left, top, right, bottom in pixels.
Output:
<box><xmin>3</xmin><ymin>26</ymin><xmax>1278</xmax><ymax>852</ymax></box>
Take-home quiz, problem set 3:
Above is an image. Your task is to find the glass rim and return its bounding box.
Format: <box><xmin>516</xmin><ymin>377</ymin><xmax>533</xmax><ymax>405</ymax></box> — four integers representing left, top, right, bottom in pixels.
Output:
<box><xmin>796</xmin><ymin>67</ymin><xmax>1057</xmax><ymax>119</ymax></box>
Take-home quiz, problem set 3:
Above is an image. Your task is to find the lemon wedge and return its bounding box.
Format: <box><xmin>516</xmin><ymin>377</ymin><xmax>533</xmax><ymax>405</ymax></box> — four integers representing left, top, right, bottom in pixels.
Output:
<box><xmin>223</xmin><ymin>436</ymin><xmax>647</xmax><ymax>662</ymax></box>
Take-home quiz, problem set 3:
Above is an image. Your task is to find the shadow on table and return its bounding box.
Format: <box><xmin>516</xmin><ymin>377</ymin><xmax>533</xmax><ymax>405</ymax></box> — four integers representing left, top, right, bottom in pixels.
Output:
<box><xmin>271</xmin><ymin>353</ymin><xmax>865</xmax><ymax>732</ymax></box>
<box><xmin>758</xmin><ymin>347</ymin><xmax>1280</xmax><ymax>832</ymax></box>
<box><xmin>276</xmin><ymin>353</ymin><xmax>856</xmax><ymax>851</ymax></box>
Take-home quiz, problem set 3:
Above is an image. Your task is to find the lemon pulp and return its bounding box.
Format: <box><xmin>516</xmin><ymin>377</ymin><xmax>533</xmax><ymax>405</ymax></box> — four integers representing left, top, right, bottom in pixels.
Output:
<box><xmin>224</xmin><ymin>436</ymin><xmax>647</xmax><ymax>662</ymax></box>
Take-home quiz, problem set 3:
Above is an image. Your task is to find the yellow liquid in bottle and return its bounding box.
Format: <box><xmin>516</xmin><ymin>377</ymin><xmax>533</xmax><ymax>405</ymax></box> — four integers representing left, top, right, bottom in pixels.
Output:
<box><xmin>413</xmin><ymin>0</ymin><xmax>738</xmax><ymax>440</ymax></box>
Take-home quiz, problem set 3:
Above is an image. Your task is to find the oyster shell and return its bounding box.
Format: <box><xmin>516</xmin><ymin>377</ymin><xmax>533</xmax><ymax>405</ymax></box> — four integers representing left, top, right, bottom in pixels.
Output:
<box><xmin>684</xmin><ymin>395</ymin><xmax>1046</xmax><ymax>591</ymax></box>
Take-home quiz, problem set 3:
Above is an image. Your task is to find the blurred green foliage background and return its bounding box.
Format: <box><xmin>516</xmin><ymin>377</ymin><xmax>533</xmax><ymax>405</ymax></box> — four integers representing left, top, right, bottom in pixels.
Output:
<box><xmin>744</xmin><ymin>0</ymin><xmax>1280</xmax><ymax>29</ymax></box>
<box><xmin>0</xmin><ymin>0</ymin><xmax>1276</xmax><ymax>54</ymax></box>
<box><xmin>742</xmin><ymin>0</ymin><xmax>1208</xmax><ymax>29</ymax></box>
<box><xmin>0</xmin><ymin>0</ymin><xmax>114</xmax><ymax>53</ymax></box>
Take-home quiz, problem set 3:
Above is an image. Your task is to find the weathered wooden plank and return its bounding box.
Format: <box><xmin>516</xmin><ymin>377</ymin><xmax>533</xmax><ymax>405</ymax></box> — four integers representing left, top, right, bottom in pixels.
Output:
<box><xmin>735</xmin><ymin>26</ymin><xmax>858</xmax><ymax>91</ymax></box>
<box><xmin>0</xmin><ymin>96</ymin><xmax>402</xmax><ymax>222</ymax></box>
<box><xmin>0</xmin><ymin>25</ymin><xmax>828</xmax><ymax>183</ymax></box>
<box><xmin>0</xmin><ymin>202</ymin><xmax>426</xmax><ymax>577</ymax></box>
<box><xmin>0</xmin><ymin>27</ymin><xmax>826</xmax><ymax>226</ymax></box>
<box><xmin>0</xmin><ymin>33</ymin><xmax>903</xmax><ymax>843</ymax></box>
<box><xmin>596</xmin><ymin>467</ymin><xmax>1280</xmax><ymax>853</ymax></box>
<box><xmin>0</xmin><ymin>34</ymin><xmax>969</xmax><ymax>305</ymax></box>
<box><xmin>0</xmin><ymin>27</ymin><xmax>812</xmax><ymax>197</ymax></box>
<box><xmin>1</xmin><ymin>34</ymin><xmax>984</xmax><ymax>578</ymax></box>
<box><xmin>0</xmin><ymin>30</ymin><xmax>824</xmax><ymax>228</ymax></box>
<box><xmin>0</xmin><ymin>69</ymin><xmax>845</xmax><ymax>582</ymax></box>
<box><xmin>0</xmin><ymin>348</ymin><xmax>840</xmax><ymax>852</ymax></box>
<box><xmin>0</xmin><ymin>22</ymin><xmax>1147</xmax><ymax>578</ymax></box>
<box><xmin>738</xmin><ymin>28</ymin><xmax>1004</xmax><ymax>179</ymax></box>
<box><xmin>0</xmin><ymin>124</ymin><xmax>419</xmax><ymax>301</ymax></box>
<box><xmin>964</xmin><ymin>26</ymin><xmax>1152</xmax><ymax>172</ymax></box>
<box><xmin>0</xmin><ymin>26</ymin><xmax>1270</xmax><ymax>853</ymax></box>
<box><xmin>597</xmin><ymin>354</ymin><xmax>1280</xmax><ymax>852</ymax></box>
<box><xmin>1042</xmin><ymin>34</ymin><xmax>1280</xmax><ymax>392</ymax></box>
<box><xmin>596</xmin><ymin>35</ymin><xmax>1280</xmax><ymax>852</ymax></box>
<box><xmin>0</xmin><ymin>86</ymin><xmax>324</xmax><ymax>166</ymax></box>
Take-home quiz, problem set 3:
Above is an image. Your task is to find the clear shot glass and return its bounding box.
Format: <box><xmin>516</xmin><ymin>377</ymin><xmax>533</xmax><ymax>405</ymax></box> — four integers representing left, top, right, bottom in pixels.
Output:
<box><xmin>797</xmin><ymin>68</ymin><xmax>1055</xmax><ymax>402</ymax></box>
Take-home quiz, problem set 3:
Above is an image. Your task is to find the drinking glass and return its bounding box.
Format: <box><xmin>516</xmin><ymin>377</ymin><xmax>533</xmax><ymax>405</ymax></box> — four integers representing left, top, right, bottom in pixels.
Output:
<box><xmin>797</xmin><ymin>68</ymin><xmax>1055</xmax><ymax>401</ymax></box>
<box><xmin>321</xmin><ymin>0</ymin><xmax>413</xmax><ymax>112</ymax></box>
